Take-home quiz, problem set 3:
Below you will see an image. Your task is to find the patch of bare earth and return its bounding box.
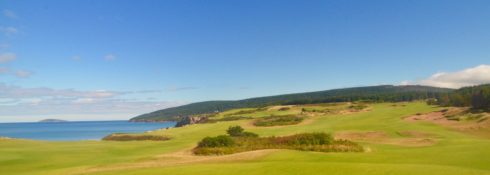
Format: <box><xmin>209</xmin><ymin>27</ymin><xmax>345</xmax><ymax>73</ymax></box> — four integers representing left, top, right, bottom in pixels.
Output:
<box><xmin>404</xmin><ymin>109</ymin><xmax>490</xmax><ymax>138</ymax></box>
<box><xmin>0</xmin><ymin>136</ymin><xmax>12</xmax><ymax>140</ymax></box>
<box><xmin>72</xmin><ymin>149</ymin><xmax>277</xmax><ymax>175</ymax></box>
<box><xmin>335</xmin><ymin>131</ymin><xmax>436</xmax><ymax>147</ymax></box>
<box><xmin>337</xmin><ymin>108</ymin><xmax>372</xmax><ymax>115</ymax></box>
<box><xmin>267</xmin><ymin>105</ymin><xmax>296</xmax><ymax>111</ymax></box>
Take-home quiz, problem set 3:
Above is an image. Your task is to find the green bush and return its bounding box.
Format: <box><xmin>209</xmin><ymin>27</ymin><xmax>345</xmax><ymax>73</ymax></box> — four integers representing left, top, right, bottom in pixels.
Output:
<box><xmin>348</xmin><ymin>104</ymin><xmax>368</xmax><ymax>111</ymax></box>
<box><xmin>226</xmin><ymin>126</ymin><xmax>258</xmax><ymax>137</ymax></box>
<box><xmin>274</xmin><ymin>133</ymin><xmax>333</xmax><ymax>145</ymax></box>
<box><xmin>227</xmin><ymin>126</ymin><xmax>244</xmax><ymax>136</ymax></box>
<box><xmin>102</xmin><ymin>134</ymin><xmax>170</xmax><ymax>141</ymax></box>
<box><xmin>194</xmin><ymin>131</ymin><xmax>362</xmax><ymax>155</ymax></box>
<box><xmin>198</xmin><ymin>135</ymin><xmax>235</xmax><ymax>147</ymax></box>
<box><xmin>241</xmin><ymin>131</ymin><xmax>259</xmax><ymax>137</ymax></box>
<box><xmin>278</xmin><ymin>107</ymin><xmax>290</xmax><ymax>111</ymax></box>
<box><xmin>206</xmin><ymin>116</ymin><xmax>253</xmax><ymax>123</ymax></box>
<box><xmin>254</xmin><ymin>115</ymin><xmax>304</xmax><ymax>127</ymax></box>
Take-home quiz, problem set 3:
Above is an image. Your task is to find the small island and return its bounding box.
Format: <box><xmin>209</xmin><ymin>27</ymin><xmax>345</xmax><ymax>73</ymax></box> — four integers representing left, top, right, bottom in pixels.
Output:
<box><xmin>38</xmin><ymin>119</ymin><xmax>68</xmax><ymax>123</ymax></box>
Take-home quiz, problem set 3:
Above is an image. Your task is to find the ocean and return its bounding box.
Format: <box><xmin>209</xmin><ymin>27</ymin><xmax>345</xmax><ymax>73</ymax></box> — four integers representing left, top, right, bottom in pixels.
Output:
<box><xmin>0</xmin><ymin>120</ymin><xmax>176</xmax><ymax>141</ymax></box>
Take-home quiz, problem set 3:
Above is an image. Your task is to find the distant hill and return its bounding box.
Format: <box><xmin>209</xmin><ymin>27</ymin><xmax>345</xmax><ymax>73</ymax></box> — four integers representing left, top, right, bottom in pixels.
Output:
<box><xmin>39</xmin><ymin>119</ymin><xmax>68</xmax><ymax>123</ymax></box>
<box><xmin>130</xmin><ymin>85</ymin><xmax>453</xmax><ymax>122</ymax></box>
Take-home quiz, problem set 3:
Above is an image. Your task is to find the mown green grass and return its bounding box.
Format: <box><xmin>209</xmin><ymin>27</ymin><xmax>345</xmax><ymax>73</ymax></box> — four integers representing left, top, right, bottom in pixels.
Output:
<box><xmin>2</xmin><ymin>102</ymin><xmax>490</xmax><ymax>175</ymax></box>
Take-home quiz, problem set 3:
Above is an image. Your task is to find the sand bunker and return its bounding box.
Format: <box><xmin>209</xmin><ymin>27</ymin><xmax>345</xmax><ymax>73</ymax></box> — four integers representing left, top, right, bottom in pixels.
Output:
<box><xmin>335</xmin><ymin>131</ymin><xmax>436</xmax><ymax>147</ymax></box>
<box><xmin>404</xmin><ymin>109</ymin><xmax>490</xmax><ymax>139</ymax></box>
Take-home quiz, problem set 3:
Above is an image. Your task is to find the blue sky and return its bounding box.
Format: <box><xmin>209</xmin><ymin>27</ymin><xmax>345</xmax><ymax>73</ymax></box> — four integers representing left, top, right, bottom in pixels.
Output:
<box><xmin>1</xmin><ymin>0</ymin><xmax>490</xmax><ymax>122</ymax></box>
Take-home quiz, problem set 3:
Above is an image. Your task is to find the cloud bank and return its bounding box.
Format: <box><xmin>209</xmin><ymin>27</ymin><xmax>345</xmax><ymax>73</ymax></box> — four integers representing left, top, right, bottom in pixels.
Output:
<box><xmin>104</xmin><ymin>54</ymin><xmax>116</xmax><ymax>61</ymax></box>
<box><xmin>401</xmin><ymin>64</ymin><xmax>490</xmax><ymax>89</ymax></box>
<box><xmin>0</xmin><ymin>83</ymin><xmax>186</xmax><ymax>122</ymax></box>
<box><xmin>0</xmin><ymin>26</ymin><xmax>18</xmax><ymax>36</ymax></box>
<box><xmin>0</xmin><ymin>53</ymin><xmax>16</xmax><ymax>63</ymax></box>
<box><xmin>3</xmin><ymin>9</ymin><xmax>17</xmax><ymax>19</ymax></box>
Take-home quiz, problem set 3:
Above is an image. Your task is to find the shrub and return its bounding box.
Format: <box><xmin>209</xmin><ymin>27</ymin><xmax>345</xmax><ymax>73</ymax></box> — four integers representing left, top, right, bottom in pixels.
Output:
<box><xmin>102</xmin><ymin>134</ymin><xmax>170</xmax><ymax>141</ymax></box>
<box><xmin>194</xmin><ymin>132</ymin><xmax>361</xmax><ymax>155</ymax></box>
<box><xmin>241</xmin><ymin>131</ymin><xmax>259</xmax><ymax>137</ymax></box>
<box><xmin>226</xmin><ymin>125</ymin><xmax>258</xmax><ymax>137</ymax></box>
<box><xmin>348</xmin><ymin>104</ymin><xmax>368</xmax><ymax>111</ymax></box>
<box><xmin>206</xmin><ymin>116</ymin><xmax>253</xmax><ymax>123</ymax></box>
<box><xmin>278</xmin><ymin>107</ymin><xmax>290</xmax><ymax>111</ymax></box>
<box><xmin>227</xmin><ymin>126</ymin><xmax>244</xmax><ymax>136</ymax></box>
<box><xmin>198</xmin><ymin>135</ymin><xmax>235</xmax><ymax>147</ymax></box>
<box><xmin>276</xmin><ymin>133</ymin><xmax>333</xmax><ymax>145</ymax></box>
<box><xmin>254</xmin><ymin>115</ymin><xmax>304</xmax><ymax>127</ymax></box>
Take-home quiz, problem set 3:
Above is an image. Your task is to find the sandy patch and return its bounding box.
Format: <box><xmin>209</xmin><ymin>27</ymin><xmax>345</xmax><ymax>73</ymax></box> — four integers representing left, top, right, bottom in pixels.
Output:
<box><xmin>337</xmin><ymin>108</ymin><xmax>372</xmax><ymax>115</ymax></box>
<box><xmin>0</xmin><ymin>136</ymin><xmax>12</xmax><ymax>140</ymax></box>
<box><xmin>267</xmin><ymin>105</ymin><xmax>296</xmax><ymax>111</ymax></box>
<box><xmin>335</xmin><ymin>131</ymin><xmax>437</xmax><ymax>147</ymax></box>
<box><xmin>397</xmin><ymin>131</ymin><xmax>437</xmax><ymax>138</ymax></box>
<box><xmin>404</xmin><ymin>111</ymin><xmax>456</xmax><ymax>124</ymax></box>
<box><xmin>73</xmin><ymin>149</ymin><xmax>277</xmax><ymax>175</ymax></box>
<box><xmin>404</xmin><ymin>110</ymin><xmax>490</xmax><ymax>133</ymax></box>
<box><xmin>335</xmin><ymin>131</ymin><xmax>388</xmax><ymax>141</ymax></box>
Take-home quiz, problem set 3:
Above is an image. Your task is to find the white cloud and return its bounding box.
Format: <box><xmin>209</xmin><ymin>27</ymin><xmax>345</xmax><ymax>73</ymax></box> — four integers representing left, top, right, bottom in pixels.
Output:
<box><xmin>0</xmin><ymin>83</ymin><xmax>187</xmax><ymax>122</ymax></box>
<box><xmin>72</xmin><ymin>98</ymin><xmax>95</xmax><ymax>104</ymax></box>
<box><xmin>15</xmin><ymin>70</ymin><xmax>32</xmax><ymax>78</ymax></box>
<box><xmin>0</xmin><ymin>53</ymin><xmax>16</xmax><ymax>63</ymax></box>
<box><xmin>401</xmin><ymin>64</ymin><xmax>490</xmax><ymax>89</ymax></box>
<box><xmin>0</xmin><ymin>43</ymin><xmax>9</xmax><ymax>50</ymax></box>
<box><xmin>3</xmin><ymin>9</ymin><xmax>17</xmax><ymax>19</ymax></box>
<box><xmin>0</xmin><ymin>83</ymin><xmax>123</xmax><ymax>99</ymax></box>
<box><xmin>0</xmin><ymin>26</ymin><xmax>18</xmax><ymax>35</ymax></box>
<box><xmin>104</xmin><ymin>54</ymin><xmax>116</xmax><ymax>61</ymax></box>
<box><xmin>0</xmin><ymin>67</ymin><xmax>9</xmax><ymax>74</ymax></box>
<box><xmin>90</xmin><ymin>90</ymin><xmax>116</xmax><ymax>98</ymax></box>
<box><xmin>165</xmin><ymin>86</ymin><xmax>198</xmax><ymax>92</ymax></box>
<box><xmin>27</xmin><ymin>98</ymin><xmax>42</xmax><ymax>105</ymax></box>
<box><xmin>71</xmin><ymin>55</ymin><xmax>81</xmax><ymax>61</ymax></box>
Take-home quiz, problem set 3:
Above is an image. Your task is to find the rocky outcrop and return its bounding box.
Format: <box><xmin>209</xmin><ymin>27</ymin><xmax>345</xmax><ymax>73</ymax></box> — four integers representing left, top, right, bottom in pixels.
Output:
<box><xmin>175</xmin><ymin>116</ymin><xmax>208</xmax><ymax>127</ymax></box>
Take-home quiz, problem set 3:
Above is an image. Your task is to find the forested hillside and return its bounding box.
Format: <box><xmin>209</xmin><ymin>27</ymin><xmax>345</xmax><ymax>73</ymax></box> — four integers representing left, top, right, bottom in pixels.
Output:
<box><xmin>431</xmin><ymin>84</ymin><xmax>490</xmax><ymax>110</ymax></box>
<box><xmin>131</xmin><ymin>85</ymin><xmax>452</xmax><ymax>122</ymax></box>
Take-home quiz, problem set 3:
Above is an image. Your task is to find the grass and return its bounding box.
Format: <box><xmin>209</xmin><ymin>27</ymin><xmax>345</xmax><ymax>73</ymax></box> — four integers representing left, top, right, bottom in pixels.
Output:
<box><xmin>1</xmin><ymin>102</ymin><xmax>490</xmax><ymax>175</ymax></box>
<box><xmin>253</xmin><ymin>115</ymin><xmax>304</xmax><ymax>127</ymax></box>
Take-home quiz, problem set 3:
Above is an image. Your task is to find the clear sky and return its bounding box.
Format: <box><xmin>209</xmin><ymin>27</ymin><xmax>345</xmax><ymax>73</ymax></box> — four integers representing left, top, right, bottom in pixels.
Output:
<box><xmin>1</xmin><ymin>0</ymin><xmax>489</xmax><ymax>122</ymax></box>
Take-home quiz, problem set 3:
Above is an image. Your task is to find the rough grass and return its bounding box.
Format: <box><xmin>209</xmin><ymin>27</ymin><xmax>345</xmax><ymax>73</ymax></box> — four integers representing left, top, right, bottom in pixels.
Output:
<box><xmin>2</xmin><ymin>102</ymin><xmax>490</xmax><ymax>175</ymax></box>
<box><xmin>254</xmin><ymin>115</ymin><xmax>304</xmax><ymax>127</ymax></box>
<box><xmin>206</xmin><ymin>116</ymin><xmax>253</xmax><ymax>123</ymax></box>
<box><xmin>102</xmin><ymin>134</ymin><xmax>170</xmax><ymax>141</ymax></box>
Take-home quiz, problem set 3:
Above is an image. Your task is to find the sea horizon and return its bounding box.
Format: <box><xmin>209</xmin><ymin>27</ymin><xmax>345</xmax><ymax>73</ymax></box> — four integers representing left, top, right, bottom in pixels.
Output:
<box><xmin>0</xmin><ymin>120</ymin><xmax>176</xmax><ymax>141</ymax></box>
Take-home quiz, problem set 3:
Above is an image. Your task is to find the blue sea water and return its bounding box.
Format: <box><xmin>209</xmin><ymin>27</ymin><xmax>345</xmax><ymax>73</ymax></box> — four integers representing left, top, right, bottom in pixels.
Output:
<box><xmin>0</xmin><ymin>120</ymin><xmax>176</xmax><ymax>141</ymax></box>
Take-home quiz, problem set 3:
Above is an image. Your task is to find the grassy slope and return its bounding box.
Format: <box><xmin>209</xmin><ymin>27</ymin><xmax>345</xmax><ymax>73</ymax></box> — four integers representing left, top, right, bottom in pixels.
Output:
<box><xmin>1</xmin><ymin>102</ymin><xmax>490</xmax><ymax>175</ymax></box>
<box><xmin>131</xmin><ymin>85</ymin><xmax>453</xmax><ymax>122</ymax></box>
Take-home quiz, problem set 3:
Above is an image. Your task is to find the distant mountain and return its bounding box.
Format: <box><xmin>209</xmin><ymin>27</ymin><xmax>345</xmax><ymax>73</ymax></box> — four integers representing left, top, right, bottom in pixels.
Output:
<box><xmin>130</xmin><ymin>85</ymin><xmax>453</xmax><ymax>122</ymax></box>
<box><xmin>39</xmin><ymin>119</ymin><xmax>68</xmax><ymax>123</ymax></box>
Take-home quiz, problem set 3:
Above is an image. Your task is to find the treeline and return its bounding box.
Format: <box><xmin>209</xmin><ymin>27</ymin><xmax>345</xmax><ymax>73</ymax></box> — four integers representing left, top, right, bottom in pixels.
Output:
<box><xmin>131</xmin><ymin>85</ymin><xmax>452</xmax><ymax>122</ymax></box>
<box><xmin>430</xmin><ymin>84</ymin><xmax>490</xmax><ymax>110</ymax></box>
